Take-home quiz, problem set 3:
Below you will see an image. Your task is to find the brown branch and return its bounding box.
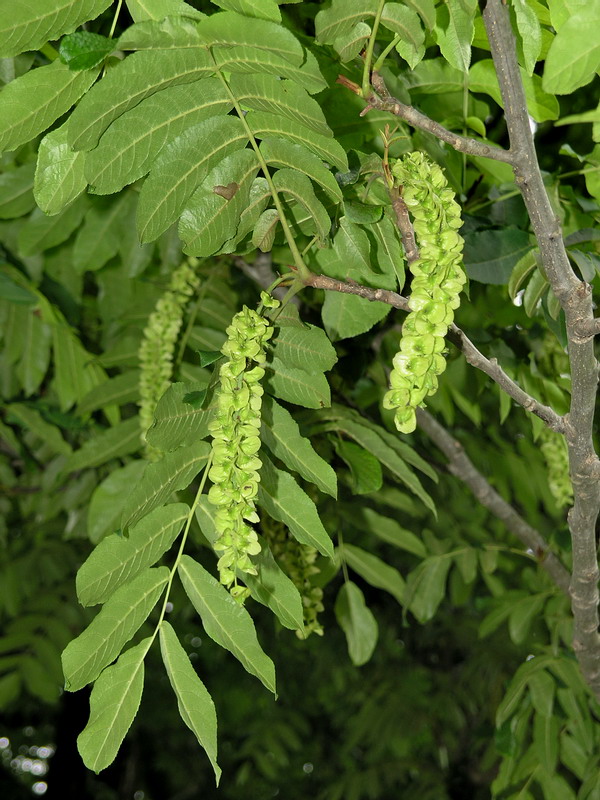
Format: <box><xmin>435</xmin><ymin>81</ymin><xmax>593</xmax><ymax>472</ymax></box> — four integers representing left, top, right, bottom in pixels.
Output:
<box><xmin>483</xmin><ymin>0</ymin><xmax>600</xmax><ymax>699</ymax></box>
<box><xmin>415</xmin><ymin>407</ymin><xmax>571</xmax><ymax>595</ymax></box>
<box><xmin>367</xmin><ymin>72</ymin><xmax>514</xmax><ymax>165</ymax></box>
<box><xmin>573</xmin><ymin>316</ymin><xmax>600</xmax><ymax>341</ymax></box>
<box><xmin>389</xmin><ymin>187</ymin><xmax>419</xmax><ymax>263</ymax></box>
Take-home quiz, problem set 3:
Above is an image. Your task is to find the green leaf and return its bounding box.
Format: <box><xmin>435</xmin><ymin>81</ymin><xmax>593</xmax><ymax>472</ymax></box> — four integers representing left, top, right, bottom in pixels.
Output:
<box><xmin>406</xmin><ymin>56</ymin><xmax>465</xmax><ymax>94</ymax></box>
<box><xmin>333</xmin><ymin>439</ymin><xmax>382</xmax><ymax>495</ymax></box>
<box><xmin>64</xmin><ymin>417</ymin><xmax>141</xmax><ymax>472</ymax></box>
<box><xmin>495</xmin><ymin>654</ymin><xmax>554</xmax><ymax>727</ymax></box>
<box><xmin>258</xmin><ymin>454</ymin><xmax>334</xmax><ymax>559</ymax></box>
<box><xmin>508</xmin><ymin>594</ymin><xmax>547</xmax><ymax>645</ymax></box>
<box><xmin>77</xmin><ymin>503</ymin><xmax>189</xmax><ymax>606</ymax></box>
<box><xmin>322</xmin><ymin>292</ymin><xmax>390</xmax><ymax>341</ymax></box>
<box><xmin>342</xmin><ymin>543</ymin><xmax>405</xmax><ymax>605</ymax></box>
<box><xmin>125</xmin><ymin>0</ymin><xmax>204</xmax><ymax>22</ymax></box>
<box><xmin>265</xmin><ymin>356</ymin><xmax>331</xmax><ymax>409</ymax></box>
<box><xmin>271</xmin><ymin>316</ymin><xmax>338</xmax><ymax>375</ymax></box>
<box><xmin>332</xmin><ymin>22</ymin><xmax>371</xmax><ymax>63</ymax></box>
<box><xmin>78</xmin><ymin>371</ymin><xmax>140</xmax><ymax>416</ymax></box>
<box><xmin>51</xmin><ymin>323</ymin><xmax>107</xmax><ymax>410</ymax></box>
<box><xmin>85</xmin><ymin>79</ymin><xmax>232</xmax><ymax>195</ymax></box>
<box><xmin>118</xmin><ymin>16</ymin><xmax>204</xmax><ymax>49</ymax></box>
<box><xmin>463</xmin><ymin>229</ymin><xmax>532</xmax><ymax>285</ymax></box>
<box><xmin>543</xmin><ymin>8</ymin><xmax>600</xmax><ymax>94</ymax></box>
<box><xmin>508</xmin><ymin>248</ymin><xmax>538</xmax><ymax>300</ymax></box>
<box><xmin>87</xmin><ymin>461</ymin><xmax>147</xmax><ymax>544</ymax></box>
<box><xmin>362</xmin><ymin>508</ymin><xmax>426</xmax><ymax>557</ymax></box>
<box><xmin>197</xmin><ymin>11</ymin><xmax>304</xmax><ymax>66</ymax></box>
<box><xmin>6</xmin><ymin>403</ymin><xmax>72</xmax><ymax>455</ymax></box>
<box><xmin>334</xmin><ymin>581</ymin><xmax>378</xmax><ymax>666</ymax></box>
<box><xmin>178</xmin><ymin>555</ymin><xmax>276</xmax><ymax>693</ymax></box>
<box><xmin>513</xmin><ymin>0</ymin><xmax>542</xmax><ymax>75</ymax></box>
<box><xmin>137</xmin><ymin>115</ymin><xmax>247</xmax><ymax>243</ymax></box>
<box><xmin>120</xmin><ymin>441</ymin><xmax>209</xmax><ymax>529</ymax></box>
<box><xmin>194</xmin><ymin>497</ymin><xmax>304</xmax><ymax>632</ymax></box>
<box><xmin>261</xmin><ymin>397</ymin><xmax>337</xmax><ymax>498</ymax></box>
<box><xmin>77</xmin><ymin>637</ymin><xmax>151</xmax><ymax>773</ymax></box>
<box><xmin>406</xmin><ymin>555</ymin><xmax>452</xmax><ymax>623</ymax></box>
<box><xmin>272</xmin><ymin>168</ymin><xmax>331</xmax><ymax>243</ymax></box>
<box><xmin>434</xmin><ymin>0</ymin><xmax>475</xmax><ymax>72</ymax></box>
<box><xmin>211</xmin><ymin>0</ymin><xmax>281</xmax><ymax>23</ymax></box>
<box><xmin>453</xmin><ymin>548</ymin><xmax>478</xmax><ymax>584</ymax></box>
<box><xmin>0</xmin><ymin>61</ymin><xmax>99</xmax><ymax>155</ymax></box>
<box><xmin>62</xmin><ymin>567</ymin><xmax>169</xmax><ymax>692</ymax></box>
<box><xmin>0</xmin><ymin>0</ymin><xmax>112</xmax><ymax>58</ymax></box>
<box><xmin>159</xmin><ymin>621</ymin><xmax>220</xmax><ymax>783</ymax></box>
<box><xmin>15</xmin><ymin>310</ymin><xmax>52</xmax><ymax>395</ymax></box>
<box><xmin>0</xmin><ymin>163</ymin><xmax>36</xmax><ymax>219</ymax></box>
<box><xmin>246</xmin><ymin>111</ymin><xmax>348</xmax><ymax>171</ymax></box>
<box><xmin>34</xmin><ymin>123</ymin><xmax>87</xmax><ymax>215</ymax></box>
<box><xmin>528</xmin><ymin>669</ymin><xmax>555</xmax><ymax>718</ymax></box>
<box><xmin>470</xmin><ymin>59</ymin><xmax>559</xmax><ymax>123</ymax></box>
<box><xmin>523</xmin><ymin>267</ymin><xmax>549</xmax><ymax>316</ymax></box>
<box><xmin>252</xmin><ymin>208</ymin><xmax>279</xmax><ymax>251</ymax></box>
<box><xmin>315</xmin><ymin>0</ymin><xmax>378</xmax><ymax>43</ymax></box>
<box><xmin>0</xmin><ymin>271</ymin><xmax>36</xmax><ymax>304</ymax></box>
<box><xmin>73</xmin><ymin>195</ymin><xmax>131</xmax><ymax>273</ymax></box>
<box><xmin>59</xmin><ymin>32</ymin><xmax>114</xmax><ymax>71</ymax></box>
<box><xmin>537</xmin><ymin>772</ymin><xmax>578</xmax><ymax>800</ymax></box>
<box><xmin>179</xmin><ymin>149</ymin><xmax>260</xmax><ymax>256</ymax></box>
<box><xmin>231</xmin><ymin>73</ymin><xmax>331</xmax><ymax>138</ymax></box>
<box><xmin>404</xmin><ymin>0</ymin><xmax>436</xmax><ymax>30</ymax></box>
<box><xmin>146</xmin><ymin>382</ymin><xmax>213</xmax><ymax>452</ymax></box>
<box><xmin>18</xmin><ymin>196</ymin><xmax>88</xmax><ymax>255</ymax></box>
<box><xmin>67</xmin><ymin>48</ymin><xmax>215</xmax><ymax>151</ymax></box>
<box><xmin>381</xmin><ymin>3</ymin><xmax>425</xmax><ymax>70</ymax></box>
<box><xmin>213</xmin><ymin>46</ymin><xmax>327</xmax><ymax>95</ymax></box>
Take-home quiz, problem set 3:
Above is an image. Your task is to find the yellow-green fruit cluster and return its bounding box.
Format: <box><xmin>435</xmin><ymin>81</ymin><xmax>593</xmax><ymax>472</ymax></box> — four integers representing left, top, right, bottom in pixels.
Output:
<box><xmin>139</xmin><ymin>259</ymin><xmax>200</xmax><ymax>457</ymax></box>
<box><xmin>383</xmin><ymin>152</ymin><xmax>466</xmax><ymax>433</ymax></box>
<box><xmin>207</xmin><ymin>292</ymin><xmax>279</xmax><ymax>601</ymax></box>
<box><xmin>539</xmin><ymin>427</ymin><xmax>573</xmax><ymax>508</ymax></box>
<box><xmin>263</xmin><ymin>519</ymin><xmax>324</xmax><ymax>638</ymax></box>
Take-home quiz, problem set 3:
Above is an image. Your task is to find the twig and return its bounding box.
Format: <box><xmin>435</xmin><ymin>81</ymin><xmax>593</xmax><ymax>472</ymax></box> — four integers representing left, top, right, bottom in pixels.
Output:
<box><xmin>415</xmin><ymin>407</ymin><xmax>571</xmax><ymax>595</ymax></box>
<box><xmin>573</xmin><ymin>316</ymin><xmax>600</xmax><ymax>341</ymax></box>
<box><xmin>389</xmin><ymin>186</ymin><xmax>419</xmax><ymax>263</ymax></box>
<box><xmin>483</xmin><ymin>0</ymin><xmax>600</xmax><ymax>698</ymax></box>
<box><xmin>366</xmin><ymin>72</ymin><xmax>515</xmax><ymax>165</ymax></box>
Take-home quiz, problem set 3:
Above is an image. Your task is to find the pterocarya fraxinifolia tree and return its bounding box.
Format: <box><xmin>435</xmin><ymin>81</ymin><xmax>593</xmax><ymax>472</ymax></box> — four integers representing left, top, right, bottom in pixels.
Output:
<box><xmin>1</xmin><ymin>0</ymin><xmax>600</xmax><ymax>796</ymax></box>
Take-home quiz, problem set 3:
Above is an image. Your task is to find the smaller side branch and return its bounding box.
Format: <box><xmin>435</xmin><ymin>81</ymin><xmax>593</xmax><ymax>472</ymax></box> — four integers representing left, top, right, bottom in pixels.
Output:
<box><xmin>416</xmin><ymin>407</ymin><xmax>571</xmax><ymax>594</ymax></box>
<box><xmin>573</xmin><ymin>316</ymin><xmax>600</xmax><ymax>341</ymax></box>
<box><xmin>365</xmin><ymin>72</ymin><xmax>515</xmax><ymax>165</ymax></box>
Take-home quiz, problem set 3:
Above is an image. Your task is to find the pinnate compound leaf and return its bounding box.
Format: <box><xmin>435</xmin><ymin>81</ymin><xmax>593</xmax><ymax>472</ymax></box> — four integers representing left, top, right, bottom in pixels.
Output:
<box><xmin>508</xmin><ymin>594</ymin><xmax>547</xmax><ymax>645</ymax></box>
<box><xmin>67</xmin><ymin>48</ymin><xmax>215</xmax><ymax>151</ymax></box>
<box><xmin>62</xmin><ymin>567</ymin><xmax>169</xmax><ymax>692</ymax></box>
<box><xmin>77</xmin><ymin>637</ymin><xmax>151</xmax><ymax>773</ymax></box>
<box><xmin>272</xmin><ymin>168</ymin><xmax>331</xmax><ymax>243</ymax></box>
<box><xmin>261</xmin><ymin>397</ymin><xmax>337</xmax><ymax>498</ymax></box>
<box><xmin>334</xmin><ymin>581</ymin><xmax>378</xmax><ymax>666</ymax></box>
<box><xmin>434</xmin><ymin>0</ymin><xmax>475</xmax><ymax>73</ymax></box>
<box><xmin>261</xmin><ymin>138</ymin><xmax>342</xmax><ymax>203</ymax></box>
<box><xmin>495</xmin><ymin>655</ymin><xmax>554</xmax><ymax>727</ymax></box>
<box><xmin>34</xmin><ymin>123</ymin><xmax>87</xmax><ymax>215</ymax></box>
<box><xmin>179</xmin><ymin>149</ymin><xmax>260</xmax><ymax>256</ymax></box>
<box><xmin>265</xmin><ymin>357</ymin><xmax>331</xmax><ymax>409</ymax></box>
<box><xmin>213</xmin><ymin>46</ymin><xmax>327</xmax><ymax>95</ymax></box>
<box><xmin>78</xmin><ymin>370</ymin><xmax>140</xmax><ymax>416</ymax></box>
<box><xmin>341</xmin><ymin>543</ymin><xmax>405</xmax><ymax>605</ymax></box>
<box><xmin>146</xmin><ymin>382</ymin><xmax>213</xmax><ymax>452</ymax></box>
<box><xmin>198</xmin><ymin>11</ymin><xmax>304</xmax><ymax>66</ymax></box>
<box><xmin>18</xmin><ymin>196</ymin><xmax>88</xmax><ymax>256</ymax></box>
<box><xmin>86</xmin><ymin>80</ymin><xmax>232</xmax><ymax>195</ymax></box>
<box><xmin>87</xmin><ymin>461</ymin><xmax>147</xmax><ymax>545</ymax></box>
<box><xmin>231</xmin><ymin>73</ymin><xmax>331</xmax><ymax>138</ymax></box>
<box><xmin>118</xmin><ymin>16</ymin><xmax>203</xmax><ymax>49</ymax></box>
<box><xmin>138</xmin><ymin>115</ymin><xmax>247</xmax><ymax>243</ymax></box>
<box><xmin>0</xmin><ymin>61</ymin><xmax>99</xmax><ymax>155</ymax></box>
<box><xmin>77</xmin><ymin>503</ymin><xmax>189</xmax><ymax>606</ymax></box>
<box><xmin>258</xmin><ymin>454</ymin><xmax>334</xmax><ymax>559</ymax></box>
<box><xmin>59</xmin><ymin>32</ymin><xmax>114</xmax><ymax>71</ymax></box>
<box><xmin>381</xmin><ymin>3</ymin><xmax>425</xmax><ymax>70</ymax></box>
<box><xmin>246</xmin><ymin>111</ymin><xmax>348</xmax><ymax>171</ymax></box>
<box><xmin>159</xmin><ymin>622</ymin><xmax>220</xmax><ymax>783</ymax></box>
<box><xmin>121</xmin><ymin>441</ymin><xmax>210</xmax><ymax>529</ymax></box>
<box><xmin>125</xmin><ymin>0</ymin><xmax>204</xmax><ymax>22</ymax></box>
<box><xmin>332</xmin><ymin>22</ymin><xmax>371</xmax><ymax>63</ymax></box>
<box><xmin>542</xmin><ymin>8</ymin><xmax>600</xmax><ymax>94</ymax></box>
<box><xmin>51</xmin><ymin>324</ymin><xmax>107</xmax><ymax>410</ymax></box>
<box><xmin>470</xmin><ymin>59</ymin><xmax>559</xmax><ymax>123</ymax></box>
<box><xmin>271</xmin><ymin>316</ymin><xmax>338</xmax><ymax>375</ymax></box>
<box><xmin>178</xmin><ymin>555</ymin><xmax>276</xmax><ymax>694</ymax></box>
<box><xmin>211</xmin><ymin>0</ymin><xmax>282</xmax><ymax>23</ymax></box>
<box><xmin>194</xmin><ymin>497</ymin><xmax>304</xmax><ymax>632</ymax></box>
<box><xmin>6</xmin><ymin>403</ymin><xmax>72</xmax><ymax>456</ymax></box>
<box><xmin>333</xmin><ymin>439</ymin><xmax>382</xmax><ymax>495</ymax></box>
<box><xmin>64</xmin><ymin>417</ymin><xmax>141</xmax><ymax>472</ymax></box>
<box><xmin>0</xmin><ymin>0</ymin><xmax>112</xmax><ymax>58</ymax></box>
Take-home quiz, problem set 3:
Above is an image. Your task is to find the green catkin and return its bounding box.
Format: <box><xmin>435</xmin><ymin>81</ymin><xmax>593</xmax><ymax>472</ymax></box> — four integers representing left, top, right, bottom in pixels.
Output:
<box><xmin>138</xmin><ymin>258</ymin><xmax>200</xmax><ymax>458</ymax></box>
<box><xmin>263</xmin><ymin>519</ymin><xmax>324</xmax><ymax>638</ymax></box>
<box><xmin>207</xmin><ymin>292</ymin><xmax>280</xmax><ymax>602</ymax></box>
<box><xmin>539</xmin><ymin>427</ymin><xmax>573</xmax><ymax>508</ymax></box>
<box><xmin>383</xmin><ymin>152</ymin><xmax>466</xmax><ymax>434</ymax></box>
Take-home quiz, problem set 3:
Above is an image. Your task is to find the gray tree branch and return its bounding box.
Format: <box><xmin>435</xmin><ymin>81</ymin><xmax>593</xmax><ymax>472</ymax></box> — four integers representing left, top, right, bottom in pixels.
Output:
<box><xmin>483</xmin><ymin>0</ymin><xmax>600</xmax><ymax>700</ymax></box>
